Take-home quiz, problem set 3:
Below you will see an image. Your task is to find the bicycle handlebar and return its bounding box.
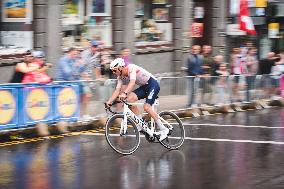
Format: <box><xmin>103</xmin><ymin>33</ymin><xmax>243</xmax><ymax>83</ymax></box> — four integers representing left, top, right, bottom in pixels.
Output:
<box><xmin>104</xmin><ymin>99</ymin><xmax>132</xmax><ymax>114</ymax></box>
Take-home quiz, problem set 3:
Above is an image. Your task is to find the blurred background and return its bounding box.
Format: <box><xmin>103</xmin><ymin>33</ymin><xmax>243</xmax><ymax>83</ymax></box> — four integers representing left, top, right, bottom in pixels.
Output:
<box><xmin>0</xmin><ymin>0</ymin><xmax>283</xmax><ymax>82</ymax></box>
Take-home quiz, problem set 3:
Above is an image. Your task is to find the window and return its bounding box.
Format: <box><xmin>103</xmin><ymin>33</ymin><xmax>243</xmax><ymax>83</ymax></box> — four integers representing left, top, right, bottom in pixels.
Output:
<box><xmin>135</xmin><ymin>0</ymin><xmax>172</xmax><ymax>46</ymax></box>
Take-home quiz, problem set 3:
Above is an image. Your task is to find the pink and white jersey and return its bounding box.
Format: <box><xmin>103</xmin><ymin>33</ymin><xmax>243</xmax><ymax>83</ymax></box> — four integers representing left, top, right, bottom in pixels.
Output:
<box><xmin>116</xmin><ymin>64</ymin><xmax>156</xmax><ymax>89</ymax></box>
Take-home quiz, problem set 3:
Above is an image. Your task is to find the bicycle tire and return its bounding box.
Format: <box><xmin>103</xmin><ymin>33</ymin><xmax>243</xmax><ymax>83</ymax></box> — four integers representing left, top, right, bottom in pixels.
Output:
<box><xmin>158</xmin><ymin>111</ymin><xmax>185</xmax><ymax>150</ymax></box>
<box><xmin>105</xmin><ymin>114</ymin><xmax>140</xmax><ymax>155</ymax></box>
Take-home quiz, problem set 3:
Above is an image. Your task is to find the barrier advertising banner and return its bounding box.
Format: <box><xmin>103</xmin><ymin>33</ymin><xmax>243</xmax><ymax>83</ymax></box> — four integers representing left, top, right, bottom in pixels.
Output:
<box><xmin>54</xmin><ymin>85</ymin><xmax>80</xmax><ymax>121</ymax></box>
<box><xmin>22</xmin><ymin>86</ymin><xmax>53</xmax><ymax>125</ymax></box>
<box><xmin>0</xmin><ymin>88</ymin><xmax>18</xmax><ymax>129</ymax></box>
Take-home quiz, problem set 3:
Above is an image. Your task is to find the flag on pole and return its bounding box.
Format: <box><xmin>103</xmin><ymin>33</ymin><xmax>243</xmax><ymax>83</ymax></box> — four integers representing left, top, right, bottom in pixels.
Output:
<box><xmin>239</xmin><ymin>0</ymin><xmax>257</xmax><ymax>35</ymax></box>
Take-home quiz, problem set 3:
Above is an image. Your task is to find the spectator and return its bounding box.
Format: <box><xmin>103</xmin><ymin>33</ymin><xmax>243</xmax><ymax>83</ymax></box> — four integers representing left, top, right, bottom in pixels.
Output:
<box><xmin>10</xmin><ymin>51</ymin><xmax>39</xmax><ymax>83</ymax></box>
<box><xmin>55</xmin><ymin>48</ymin><xmax>95</xmax><ymax>121</ymax></box>
<box><xmin>214</xmin><ymin>63</ymin><xmax>230</xmax><ymax>105</ymax></box>
<box><xmin>212</xmin><ymin>55</ymin><xmax>226</xmax><ymax>75</ymax></box>
<box><xmin>278</xmin><ymin>51</ymin><xmax>284</xmax><ymax>97</ymax></box>
<box><xmin>80</xmin><ymin>40</ymin><xmax>103</xmax><ymax>80</ymax></box>
<box><xmin>258</xmin><ymin>52</ymin><xmax>276</xmax><ymax>75</ymax></box>
<box><xmin>79</xmin><ymin>40</ymin><xmax>104</xmax><ymax>121</ymax></box>
<box><xmin>9</xmin><ymin>51</ymin><xmax>52</xmax><ymax>138</ymax></box>
<box><xmin>245</xmin><ymin>47</ymin><xmax>258</xmax><ymax>101</ymax></box>
<box><xmin>270</xmin><ymin>53</ymin><xmax>284</xmax><ymax>99</ymax></box>
<box><xmin>22</xmin><ymin>51</ymin><xmax>52</xmax><ymax>84</ymax></box>
<box><xmin>119</xmin><ymin>47</ymin><xmax>132</xmax><ymax>66</ymax></box>
<box><xmin>230</xmin><ymin>47</ymin><xmax>244</xmax><ymax>102</ymax></box>
<box><xmin>186</xmin><ymin>45</ymin><xmax>204</xmax><ymax>107</ymax></box>
<box><xmin>201</xmin><ymin>45</ymin><xmax>214</xmax><ymax>105</ymax></box>
<box><xmin>100</xmin><ymin>49</ymin><xmax>113</xmax><ymax>78</ymax></box>
<box><xmin>202</xmin><ymin>45</ymin><xmax>214</xmax><ymax>75</ymax></box>
<box><xmin>258</xmin><ymin>52</ymin><xmax>277</xmax><ymax>99</ymax></box>
<box><xmin>55</xmin><ymin>48</ymin><xmax>80</xmax><ymax>81</ymax></box>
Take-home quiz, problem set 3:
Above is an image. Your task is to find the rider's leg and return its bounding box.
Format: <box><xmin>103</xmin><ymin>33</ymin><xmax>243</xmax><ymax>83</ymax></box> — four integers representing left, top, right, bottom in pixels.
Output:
<box><xmin>143</xmin><ymin>103</ymin><xmax>167</xmax><ymax>131</ymax></box>
<box><xmin>127</xmin><ymin>92</ymin><xmax>140</xmax><ymax>115</ymax></box>
<box><xmin>127</xmin><ymin>92</ymin><xmax>144</xmax><ymax>131</ymax></box>
<box><xmin>144</xmin><ymin>103</ymin><xmax>169</xmax><ymax>141</ymax></box>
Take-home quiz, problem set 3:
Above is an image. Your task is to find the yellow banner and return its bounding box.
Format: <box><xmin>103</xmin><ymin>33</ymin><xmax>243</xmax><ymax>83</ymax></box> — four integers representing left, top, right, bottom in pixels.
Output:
<box><xmin>255</xmin><ymin>0</ymin><xmax>267</xmax><ymax>8</ymax></box>
<box><xmin>269</xmin><ymin>23</ymin><xmax>280</xmax><ymax>30</ymax></box>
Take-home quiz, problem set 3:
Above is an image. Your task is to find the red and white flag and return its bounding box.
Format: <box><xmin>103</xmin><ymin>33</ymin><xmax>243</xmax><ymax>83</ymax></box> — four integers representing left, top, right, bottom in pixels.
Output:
<box><xmin>239</xmin><ymin>0</ymin><xmax>257</xmax><ymax>35</ymax></box>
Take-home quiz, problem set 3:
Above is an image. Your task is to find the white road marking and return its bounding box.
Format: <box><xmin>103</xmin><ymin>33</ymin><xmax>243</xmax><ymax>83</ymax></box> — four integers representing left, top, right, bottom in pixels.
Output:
<box><xmin>82</xmin><ymin>132</ymin><xmax>284</xmax><ymax>145</ymax></box>
<box><xmin>185</xmin><ymin>137</ymin><xmax>284</xmax><ymax>145</ymax></box>
<box><xmin>183</xmin><ymin>123</ymin><xmax>284</xmax><ymax>129</ymax></box>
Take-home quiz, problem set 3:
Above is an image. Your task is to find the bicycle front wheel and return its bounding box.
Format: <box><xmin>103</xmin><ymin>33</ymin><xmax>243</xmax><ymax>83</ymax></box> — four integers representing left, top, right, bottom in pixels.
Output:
<box><xmin>105</xmin><ymin>114</ymin><xmax>140</xmax><ymax>155</ymax></box>
<box><xmin>158</xmin><ymin>111</ymin><xmax>185</xmax><ymax>150</ymax></box>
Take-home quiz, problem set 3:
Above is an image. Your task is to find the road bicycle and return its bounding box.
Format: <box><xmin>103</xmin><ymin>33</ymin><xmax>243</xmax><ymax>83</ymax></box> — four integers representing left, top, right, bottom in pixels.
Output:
<box><xmin>104</xmin><ymin>99</ymin><xmax>185</xmax><ymax>155</ymax></box>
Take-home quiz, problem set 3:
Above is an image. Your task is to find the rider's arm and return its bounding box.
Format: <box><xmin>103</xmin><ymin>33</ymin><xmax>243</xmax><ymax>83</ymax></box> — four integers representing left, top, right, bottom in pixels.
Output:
<box><xmin>123</xmin><ymin>67</ymin><xmax>137</xmax><ymax>94</ymax></box>
<box><xmin>123</xmin><ymin>79</ymin><xmax>136</xmax><ymax>94</ymax></box>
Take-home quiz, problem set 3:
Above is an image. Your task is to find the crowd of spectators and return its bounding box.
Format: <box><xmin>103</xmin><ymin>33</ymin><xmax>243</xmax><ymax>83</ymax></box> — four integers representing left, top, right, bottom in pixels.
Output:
<box><xmin>186</xmin><ymin>43</ymin><xmax>284</xmax><ymax>107</ymax></box>
<box><xmin>9</xmin><ymin>40</ymin><xmax>284</xmax><ymax>118</ymax></box>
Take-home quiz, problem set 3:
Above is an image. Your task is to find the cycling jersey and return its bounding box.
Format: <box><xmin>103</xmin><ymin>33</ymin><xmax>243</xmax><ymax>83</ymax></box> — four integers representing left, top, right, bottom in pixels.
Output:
<box><xmin>115</xmin><ymin>64</ymin><xmax>159</xmax><ymax>105</ymax></box>
<box><xmin>116</xmin><ymin>64</ymin><xmax>156</xmax><ymax>89</ymax></box>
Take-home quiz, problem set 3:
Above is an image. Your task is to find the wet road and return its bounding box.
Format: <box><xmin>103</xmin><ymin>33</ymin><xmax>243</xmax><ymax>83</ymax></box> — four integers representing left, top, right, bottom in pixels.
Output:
<box><xmin>1</xmin><ymin>107</ymin><xmax>284</xmax><ymax>189</ymax></box>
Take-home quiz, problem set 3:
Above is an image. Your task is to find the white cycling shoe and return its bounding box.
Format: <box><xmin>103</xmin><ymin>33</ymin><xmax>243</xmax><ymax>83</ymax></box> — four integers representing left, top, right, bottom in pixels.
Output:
<box><xmin>157</xmin><ymin>128</ymin><xmax>169</xmax><ymax>141</ymax></box>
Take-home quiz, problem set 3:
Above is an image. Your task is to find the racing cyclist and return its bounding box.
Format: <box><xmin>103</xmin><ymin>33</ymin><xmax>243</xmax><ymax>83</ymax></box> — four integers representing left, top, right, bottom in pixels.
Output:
<box><xmin>105</xmin><ymin>58</ymin><xmax>169</xmax><ymax>141</ymax></box>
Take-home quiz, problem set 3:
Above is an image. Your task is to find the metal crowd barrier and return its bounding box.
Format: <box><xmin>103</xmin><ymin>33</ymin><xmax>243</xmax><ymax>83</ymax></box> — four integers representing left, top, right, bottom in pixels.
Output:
<box><xmin>0</xmin><ymin>74</ymin><xmax>283</xmax><ymax>131</ymax></box>
<box><xmin>157</xmin><ymin>74</ymin><xmax>283</xmax><ymax>107</ymax></box>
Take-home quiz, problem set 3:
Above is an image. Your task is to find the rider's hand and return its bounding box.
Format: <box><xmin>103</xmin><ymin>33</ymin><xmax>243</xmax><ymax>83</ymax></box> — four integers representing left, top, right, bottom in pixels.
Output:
<box><xmin>118</xmin><ymin>93</ymin><xmax>127</xmax><ymax>101</ymax></box>
<box><xmin>104</xmin><ymin>102</ymin><xmax>112</xmax><ymax>109</ymax></box>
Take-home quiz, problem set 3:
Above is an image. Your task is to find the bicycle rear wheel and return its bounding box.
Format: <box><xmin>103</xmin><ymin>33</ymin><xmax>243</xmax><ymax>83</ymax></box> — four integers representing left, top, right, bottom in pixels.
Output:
<box><xmin>105</xmin><ymin>114</ymin><xmax>140</xmax><ymax>155</ymax></box>
<box><xmin>158</xmin><ymin>111</ymin><xmax>185</xmax><ymax>150</ymax></box>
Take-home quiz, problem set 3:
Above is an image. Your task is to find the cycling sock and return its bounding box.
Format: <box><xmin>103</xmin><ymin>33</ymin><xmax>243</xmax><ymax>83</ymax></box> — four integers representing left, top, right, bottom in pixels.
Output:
<box><xmin>156</xmin><ymin>119</ymin><xmax>167</xmax><ymax>131</ymax></box>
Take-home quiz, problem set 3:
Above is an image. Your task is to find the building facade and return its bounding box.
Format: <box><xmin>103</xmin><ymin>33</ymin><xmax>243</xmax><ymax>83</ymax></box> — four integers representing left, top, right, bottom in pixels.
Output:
<box><xmin>0</xmin><ymin>0</ymin><xmax>283</xmax><ymax>83</ymax></box>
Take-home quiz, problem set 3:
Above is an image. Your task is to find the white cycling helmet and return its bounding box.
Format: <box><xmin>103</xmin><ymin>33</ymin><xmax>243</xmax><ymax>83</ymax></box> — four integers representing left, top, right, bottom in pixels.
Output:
<box><xmin>110</xmin><ymin>58</ymin><xmax>125</xmax><ymax>70</ymax></box>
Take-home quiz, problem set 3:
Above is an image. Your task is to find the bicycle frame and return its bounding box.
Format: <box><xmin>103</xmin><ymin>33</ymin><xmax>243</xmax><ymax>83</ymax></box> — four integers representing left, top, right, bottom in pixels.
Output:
<box><xmin>120</xmin><ymin>100</ymin><xmax>173</xmax><ymax>137</ymax></box>
<box><xmin>121</xmin><ymin>102</ymin><xmax>155</xmax><ymax>137</ymax></box>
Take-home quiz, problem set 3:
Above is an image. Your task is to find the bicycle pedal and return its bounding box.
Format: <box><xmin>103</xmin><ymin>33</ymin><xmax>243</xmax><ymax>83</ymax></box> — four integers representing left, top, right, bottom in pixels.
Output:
<box><xmin>141</xmin><ymin>131</ymin><xmax>155</xmax><ymax>142</ymax></box>
<box><xmin>145</xmin><ymin>135</ymin><xmax>155</xmax><ymax>143</ymax></box>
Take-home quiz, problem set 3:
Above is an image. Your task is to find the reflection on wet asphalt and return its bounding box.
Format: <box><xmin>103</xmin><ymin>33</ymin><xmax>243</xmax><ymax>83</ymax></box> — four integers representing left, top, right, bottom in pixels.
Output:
<box><xmin>1</xmin><ymin>107</ymin><xmax>284</xmax><ymax>189</ymax></box>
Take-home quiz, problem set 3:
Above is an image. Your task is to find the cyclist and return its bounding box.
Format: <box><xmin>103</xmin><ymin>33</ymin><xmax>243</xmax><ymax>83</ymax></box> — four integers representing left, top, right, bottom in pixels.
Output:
<box><xmin>105</xmin><ymin>58</ymin><xmax>169</xmax><ymax>141</ymax></box>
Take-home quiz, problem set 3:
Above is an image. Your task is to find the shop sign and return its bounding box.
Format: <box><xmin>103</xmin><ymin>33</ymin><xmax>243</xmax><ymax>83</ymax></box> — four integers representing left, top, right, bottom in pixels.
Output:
<box><xmin>268</xmin><ymin>23</ymin><xmax>280</xmax><ymax>38</ymax></box>
<box><xmin>2</xmin><ymin>0</ymin><xmax>33</xmax><ymax>23</ymax></box>
<box><xmin>247</xmin><ymin>0</ymin><xmax>267</xmax><ymax>8</ymax></box>
<box><xmin>255</xmin><ymin>0</ymin><xmax>267</xmax><ymax>8</ymax></box>
<box><xmin>62</xmin><ymin>0</ymin><xmax>84</xmax><ymax>25</ymax></box>
<box><xmin>190</xmin><ymin>23</ymin><xmax>203</xmax><ymax>38</ymax></box>
<box><xmin>226</xmin><ymin>24</ymin><xmax>246</xmax><ymax>36</ymax></box>
<box><xmin>194</xmin><ymin>7</ymin><xmax>204</xmax><ymax>19</ymax></box>
<box><xmin>248</xmin><ymin>0</ymin><xmax>255</xmax><ymax>7</ymax></box>
<box><xmin>0</xmin><ymin>31</ymin><xmax>33</xmax><ymax>49</ymax></box>
<box><xmin>230</xmin><ymin>0</ymin><xmax>240</xmax><ymax>15</ymax></box>
<box><xmin>87</xmin><ymin>0</ymin><xmax>111</xmax><ymax>16</ymax></box>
